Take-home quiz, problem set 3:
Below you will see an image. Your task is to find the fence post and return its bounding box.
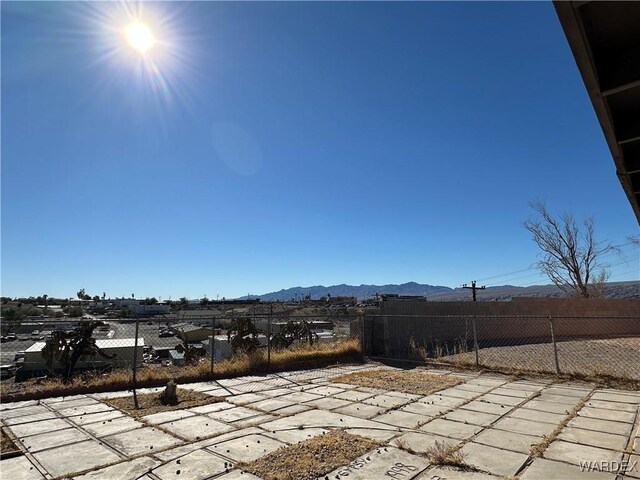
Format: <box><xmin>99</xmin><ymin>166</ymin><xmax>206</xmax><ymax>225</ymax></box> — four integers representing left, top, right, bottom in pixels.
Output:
<box><xmin>472</xmin><ymin>315</ymin><xmax>479</xmax><ymax>366</ymax></box>
<box><xmin>549</xmin><ymin>315</ymin><xmax>560</xmax><ymax>374</ymax></box>
<box><xmin>267</xmin><ymin>304</ymin><xmax>272</xmax><ymax>371</ymax></box>
<box><xmin>210</xmin><ymin>316</ymin><xmax>215</xmax><ymax>375</ymax></box>
<box><xmin>361</xmin><ymin>312</ymin><xmax>366</xmax><ymax>354</ymax></box>
<box><xmin>132</xmin><ymin>318</ymin><xmax>139</xmax><ymax>409</ymax></box>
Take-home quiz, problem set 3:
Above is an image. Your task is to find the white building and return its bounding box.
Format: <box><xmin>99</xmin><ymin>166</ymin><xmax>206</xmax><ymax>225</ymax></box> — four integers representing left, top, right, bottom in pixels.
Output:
<box><xmin>204</xmin><ymin>334</ymin><xmax>268</xmax><ymax>362</ymax></box>
<box><xmin>18</xmin><ymin>338</ymin><xmax>144</xmax><ymax>380</ymax></box>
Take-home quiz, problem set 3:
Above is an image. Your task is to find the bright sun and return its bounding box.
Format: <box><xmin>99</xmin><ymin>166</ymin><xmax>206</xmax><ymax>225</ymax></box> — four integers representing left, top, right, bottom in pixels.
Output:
<box><xmin>125</xmin><ymin>22</ymin><xmax>155</xmax><ymax>54</ymax></box>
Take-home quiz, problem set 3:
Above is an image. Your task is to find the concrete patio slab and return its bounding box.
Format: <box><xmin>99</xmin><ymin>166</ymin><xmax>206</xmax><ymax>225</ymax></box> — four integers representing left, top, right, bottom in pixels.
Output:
<box><xmin>20</xmin><ymin>426</ymin><xmax>91</xmax><ymax>453</ymax></box>
<box><xmin>461</xmin><ymin>399</ymin><xmax>510</xmax><ymax>415</ymax></box>
<box><xmin>567</xmin><ymin>416</ymin><xmax>633</xmax><ymax>437</ymax></box>
<box><xmin>578</xmin><ymin>406</ymin><xmax>636</xmax><ymax>423</ymax></box>
<box><xmin>151</xmin><ymin>448</ymin><xmax>229</xmax><ymax>480</ymax></box>
<box><xmin>303</xmin><ymin>385</ymin><xmax>345</xmax><ymax>396</ymax></box>
<box><xmin>234</xmin><ymin>413</ymin><xmax>278</xmax><ymax>427</ymax></box>
<box><xmin>57</xmin><ymin>403</ymin><xmax>114</xmax><ymax>417</ymax></box>
<box><xmin>0</xmin><ymin>400</ymin><xmax>39</xmax><ymax>411</ymax></box>
<box><xmin>0</xmin><ymin>405</ymin><xmax>51</xmax><ymax>420</ymax></box>
<box><xmin>259</xmin><ymin>409</ymin><xmax>395</xmax><ymax>433</ymax></box>
<box><xmin>226</xmin><ymin>393</ymin><xmax>267</xmax><ymax>405</ymax></box>
<box><xmin>33</xmin><ymin>439</ymin><xmax>122</xmax><ymax>478</ymax></box>
<box><xmin>45</xmin><ymin>397</ymin><xmax>98</xmax><ymax>410</ymax></box>
<box><xmin>454</xmin><ymin>383</ymin><xmax>494</xmax><ymax>394</ymax></box>
<box><xmin>272</xmin><ymin>404</ymin><xmax>312</xmax><ymax>416</ymax></box>
<box><xmin>278</xmin><ymin>391</ymin><xmax>323</xmax><ymax>403</ymax></box>
<box><xmin>590</xmin><ymin>392</ymin><xmax>640</xmax><ymax>404</ymax></box>
<box><xmin>259</xmin><ymin>426</ymin><xmax>327</xmax><ymax>444</ymax></box>
<box><xmin>154</xmin><ymin>428</ymin><xmax>264</xmax><ymax>462</ymax></box>
<box><xmin>479</xmin><ymin>393</ymin><xmax>526</xmax><ymax>406</ymax></box>
<box><xmin>474</xmin><ymin>428</ymin><xmax>539</xmax><ymax>454</ymax></box>
<box><xmin>401</xmin><ymin>401</ymin><xmax>450</xmax><ymax>417</ymax></box>
<box><xmin>585</xmin><ymin>399</ymin><xmax>638</xmax><ymax>412</ymax></box>
<box><xmin>303</xmin><ymin>396</ymin><xmax>351</xmax><ymax>410</ymax></box>
<box><xmin>103</xmin><ymin>427</ymin><xmax>183</xmax><ymax>456</ymax></box>
<box><xmin>160</xmin><ymin>415</ymin><xmax>235</xmax><ymax>440</ymax></box>
<box><xmin>491</xmin><ymin>387</ymin><xmax>534</xmax><ymax>398</ymax></box>
<box><xmin>3</xmin><ymin>411</ymin><xmax>58</xmax><ymax>425</ymax></box>
<box><xmin>207</xmin><ymin>406</ymin><xmax>262</xmax><ymax>423</ymax></box>
<box><xmin>72</xmin><ymin>456</ymin><xmax>161</xmax><ymax>480</ymax></box>
<box><xmin>459</xmin><ymin>442</ymin><xmax>528</xmax><ymax>476</ymax></box>
<box><xmin>323</xmin><ymin>446</ymin><xmax>430</xmax><ymax>480</ymax></box>
<box><xmin>415</xmin><ymin>465</ymin><xmax>498</xmax><ymax>480</ymax></box>
<box><xmin>441</xmin><ymin>408</ymin><xmax>501</xmax><ymax>426</ymax></box>
<box><xmin>332</xmin><ymin>390</ymin><xmax>375</xmax><ymax>402</ymax></box>
<box><xmin>345</xmin><ymin>426</ymin><xmax>400</xmax><ymax>441</ymax></box>
<box><xmin>143</xmin><ymin>409</ymin><xmax>196</xmax><ymax>424</ymax></box>
<box><xmin>209</xmin><ymin>433</ymin><xmax>285</xmax><ymax>462</ymax></box>
<box><xmin>419</xmin><ymin>393</ymin><xmax>468</xmax><ymax>407</ymax></box>
<box><xmin>420</xmin><ymin>418</ymin><xmax>482</xmax><ymax>440</ymax></box>
<box><xmin>543</xmin><ymin>386</ymin><xmax>592</xmax><ymax>398</ymax></box>
<box><xmin>544</xmin><ymin>440</ymin><xmax>623</xmax><ymax>467</ymax></box>
<box><xmin>537</xmin><ymin>393</ymin><xmax>584</xmax><ymax>405</ymax></box>
<box><xmin>0</xmin><ymin>455</ymin><xmax>44</xmax><ymax>480</ymax></box>
<box><xmin>68</xmin><ymin>409</ymin><xmax>125</xmax><ymax>426</ymax></box>
<box><xmin>393</xmin><ymin>431</ymin><xmax>459</xmax><ymax>453</ymax></box>
<box><xmin>508</xmin><ymin>407</ymin><xmax>566</xmax><ymax>425</ymax></box>
<box><xmin>520</xmin><ymin>458</ymin><xmax>617</xmax><ymax>480</ymax></box>
<box><xmin>558</xmin><ymin>427</ymin><xmax>629</xmax><ymax>451</ymax></box>
<box><xmin>522</xmin><ymin>399</ymin><xmax>574</xmax><ymax>415</ymax></box>
<box><xmin>7</xmin><ymin>417</ymin><xmax>71</xmax><ymax>437</ymax></box>
<box><xmin>187</xmin><ymin>402</ymin><xmax>235</xmax><ymax>414</ymax></box>
<box><xmin>362</xmin><ymin>394</ymin><xmax>413</xmax><ymax>409</ymax></box>
<box><xmin>492</xmin><ymin>417</ymin><xmax>555</xmax><ymax>437</ymax></box>
<box><xmin>84</xmin><ymin>416</ymin><xmax>145</xmax><ymax>437</ymax></box>
<box><xmin>372</xmin><ymin>410</ymin><xmax>426</xmax><ymax>429</ymax></box>
<box><xmin>333</xmin><ymin>402</ymin><xmax>385</xmax><ymax>419</ymax></box>
<box><xmin>246</xmin><ymin>398</ymin><xmax>294</xmax><ymax>412</ymax></box>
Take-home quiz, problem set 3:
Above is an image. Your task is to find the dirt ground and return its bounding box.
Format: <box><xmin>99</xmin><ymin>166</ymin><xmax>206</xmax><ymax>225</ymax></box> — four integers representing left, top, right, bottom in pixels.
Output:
<box><xmin>239</xmin><ymin>431</ymin><xmax>380</xmax><ymax>480</ymax></box>
<box><xmin>332</xmin><ymin>369</ymin><xmax>462</xmax><ymax>395</ymax></box>
<box><xmin>106</xmin><ymin>388</ymin><xmax>222</xmax><ymax>417</ymax></box>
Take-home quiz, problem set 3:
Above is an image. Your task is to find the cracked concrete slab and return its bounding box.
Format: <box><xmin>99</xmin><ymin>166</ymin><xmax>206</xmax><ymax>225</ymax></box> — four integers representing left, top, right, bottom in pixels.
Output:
<box><xmin>420</xmin><ymin>418</ymin><xmax>483</xmax><ymax>440</ymax></box>
<box><xmin>83</xmin><ymin>416</ymin><xmax>145</xmax><ymax>437</ymax></box>
<box><xmin>33</xmin><ymin>439</ymin><xmax>122</xmax><ymax>478</ymax></box>
<box><xmin>544</xmin><ymin>440</ymin><xmax>623</xmax><ymax>467</ymax></box>
<box><xmin>415</xmin><ymin>465</ymin><xmax>498</xmax><ymax>479</ymax></box>
<box><xmin>492</xmin><ymin>416</ymin><xmax>555</xmax><ymax>437</ymax></box>
<box><xmin>442</xmin><ymin>409</ymin><xmax>501</xmax><ymax>426</ymax></box>
<box><xmin>323</xmin><ymin>446</ymin><xmax>430</xmax><ymax>480</ymax></box>
<box><xmin>372</xmin><ymin>410</ymin><xmax>426</xmax><ymax>429</ymax></box>
<box><xmin>567</xmin><ymin>416</ymin><xmax>633</xmax><ymax>437</ymax></box>
<box><xmin>558</xmin><ymin>427</ymin><xmax>629</xmax><ymax>451</ymax></box>
<box><xmin>474</xmin><ymin>427</ymin><xmax>539</xmax><ymax>454</ymax></box>
<box><xmin>20</xmin><ymin>427</ymin><xmax>91</xmax><ymax>453</ymax></box>
<box><xmin>458</xmin><ymin>442</ymin><xmax>528</xmax><ymax>476</ymax></box>
<box><xmin>151</xmin><ymin>448</ymin><xmax>230</xmax><ymax>480</ymax></box>
<box><xmin>7</xmin><ymin>417</ymin><xmax>71</xmax><ymax>437</ymax></box>
<box><xmin>520</xmin><ymin>457</ymin><xmax>617</xmax><ymax>479</ymax></box>
<box><xmin>333</xmin><ymin>402</ymin><xmax>385</xmax><ymax>419</ymax></box>
<box><xmin>208</xmin><ymin>433</ymin><xmax>285</xmax><ymax>462</ymax></box>
<box><xmin>160</xmin><ymin>415</ymin><xmax>235</xmax><ymax>440</ymax></box>
<box><xmin>0</xmin><ymin>455</ymin><xmax>44</xmax><ymax>480</ymax></box>
<box><xmin>72</xmin><ymin>456</ymin><xmax>161</xmax><ymax>480</ymax></box>
<box><xmin>103</xmin><ymin>427</ymin><xmax>182</xmax><ymax>456</ymax></box>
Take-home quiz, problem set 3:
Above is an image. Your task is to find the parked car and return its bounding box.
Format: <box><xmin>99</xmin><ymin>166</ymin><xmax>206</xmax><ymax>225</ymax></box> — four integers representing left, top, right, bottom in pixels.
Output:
<box><xmin>0</xmin><ymin>336</ymin><xmax>7</xmax><ymax>343</ymax></box>
<box><xmin>159</xmin><ymin>330</ymin><xmax>174</xmax><ymax>337</ymax></box>
<box><xmin>6</xmin><ymin>333</ymin><xmax>17</xmax><ymax>340</ymax></box>
<box><xmin>31</xmin><ymin>330</ymin><xmax>40</xmax><ymax>337</ymax></box>
<box><xmin>14</xmin><ymin>351</ymin><xmax>25</xmax><ymax>362</ymax></box>
<box><xmin>0</xmin><ymin>365</ymin><xmax>16</xmax><ymax>380</ymax></box>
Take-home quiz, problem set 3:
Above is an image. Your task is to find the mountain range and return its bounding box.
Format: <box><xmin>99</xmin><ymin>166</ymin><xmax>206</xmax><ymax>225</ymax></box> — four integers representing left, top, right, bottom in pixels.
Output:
<box><xmin>245</xmin><ymin>281</ymin><xmax>640</xmax><ymax>301</ymax></box>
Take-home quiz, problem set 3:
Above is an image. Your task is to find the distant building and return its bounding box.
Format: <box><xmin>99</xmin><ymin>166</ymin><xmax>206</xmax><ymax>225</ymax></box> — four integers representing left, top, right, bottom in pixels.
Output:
<box><xmin>17</xmin><ymin>338</ymin><xmax>143</xmax><ymax>381</ymax></box>
<box><xmin>135</xmin><ymin>304</ymin><xmax>170</xmax><ymax>316</ymax></box>
<box><xmin>170</xmin><ymin>323</ymin><xmax>216</xmax><ymax>343</ymax></box>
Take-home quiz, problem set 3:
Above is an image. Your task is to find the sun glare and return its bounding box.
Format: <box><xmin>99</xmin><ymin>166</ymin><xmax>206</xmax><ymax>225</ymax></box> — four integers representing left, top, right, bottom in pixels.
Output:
<box><xmin>125</xmin><ymin>22</ymin><xmax>155</xmax><ymax>54</ymax></box>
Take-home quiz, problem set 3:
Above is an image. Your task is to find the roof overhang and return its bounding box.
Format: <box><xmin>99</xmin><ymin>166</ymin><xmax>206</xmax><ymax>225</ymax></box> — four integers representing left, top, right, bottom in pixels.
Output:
<box><xmin>554</xmin><ymin>1</ymin><xmax>640</xmax><ymax>224</ymax></box>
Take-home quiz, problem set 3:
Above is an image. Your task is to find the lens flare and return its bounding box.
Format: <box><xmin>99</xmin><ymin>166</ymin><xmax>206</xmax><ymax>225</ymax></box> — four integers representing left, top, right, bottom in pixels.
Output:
<box><xmin>125</xmin><ymin>22</ymin><xmax>155</xmax><ymax>54</ymax></box>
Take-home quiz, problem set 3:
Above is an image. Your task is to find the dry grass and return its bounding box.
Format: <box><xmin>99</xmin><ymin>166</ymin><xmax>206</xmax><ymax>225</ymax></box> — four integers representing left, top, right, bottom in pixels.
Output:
<box><xmin>1</xmin><ymin>339</ymin><xmax>363</xmax><ymax>402</ymax></box>
<box><xmin>238</xmin><ymin>431</ymin><xmax>380</xmax><ymax>480</ymax></box>
<box><xmin>105</xmin><ymin>388</ymin><xmax>221</xmax><ymax>417</ymax></box>
<box><xmin>1</xmin><ymin>428</ymin><xmax>21</xmax><ymax>458</ymax></box>
<box><xmin>529</xmin><ymin>395</ymin><xmax>589</xmax><ymax>457</ymax></box>
<box><xmin>424</xmin><ymin>440</ymin><xmax>465</xmax><ymax>467</ymax></box>
<box><xmin>332</xmin><ymin>369</ymin><xmax>462</xmax><ymax>395</ymax></box>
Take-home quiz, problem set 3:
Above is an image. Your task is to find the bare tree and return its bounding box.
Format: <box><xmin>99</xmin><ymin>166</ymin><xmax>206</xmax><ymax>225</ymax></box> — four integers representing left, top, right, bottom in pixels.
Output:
<box><xmin>524</xmin><ymin>202</ymin><xmax>618</xmax><ymax>298</ymax></box>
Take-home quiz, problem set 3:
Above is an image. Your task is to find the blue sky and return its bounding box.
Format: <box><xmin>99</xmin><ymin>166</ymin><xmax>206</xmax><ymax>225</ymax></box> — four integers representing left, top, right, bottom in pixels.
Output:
<box><xmin>2</xmin><ymin>1</ymin><xmax>638</xmax><ymax>299</ymax></box>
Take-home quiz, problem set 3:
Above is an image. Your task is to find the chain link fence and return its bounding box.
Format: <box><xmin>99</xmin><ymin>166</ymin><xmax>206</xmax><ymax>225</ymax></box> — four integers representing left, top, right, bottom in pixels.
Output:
<box><xmin>8</xmin><ymin>312</ymin><xmax>365</xmax><ymax>387</ymax></box>
<box><xmin>362</xmin><ymin>314</ymin><xmax>640</xmax><ymax>380</ymax></box>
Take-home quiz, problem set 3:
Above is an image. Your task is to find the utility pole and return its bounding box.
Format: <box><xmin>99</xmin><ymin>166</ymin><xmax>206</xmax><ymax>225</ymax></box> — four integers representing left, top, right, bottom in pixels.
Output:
<box><xmin>462</xmin><ymin>280</ymin><xmax>485</xmax><ymax>302</ymax></box>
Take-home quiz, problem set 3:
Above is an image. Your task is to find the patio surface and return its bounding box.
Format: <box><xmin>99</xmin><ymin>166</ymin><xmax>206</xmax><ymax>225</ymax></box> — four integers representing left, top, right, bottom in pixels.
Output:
<box><xmin>1</xmin><ymin>363</ymin><xmax>639</xmax><ymax>480</ymax></box>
